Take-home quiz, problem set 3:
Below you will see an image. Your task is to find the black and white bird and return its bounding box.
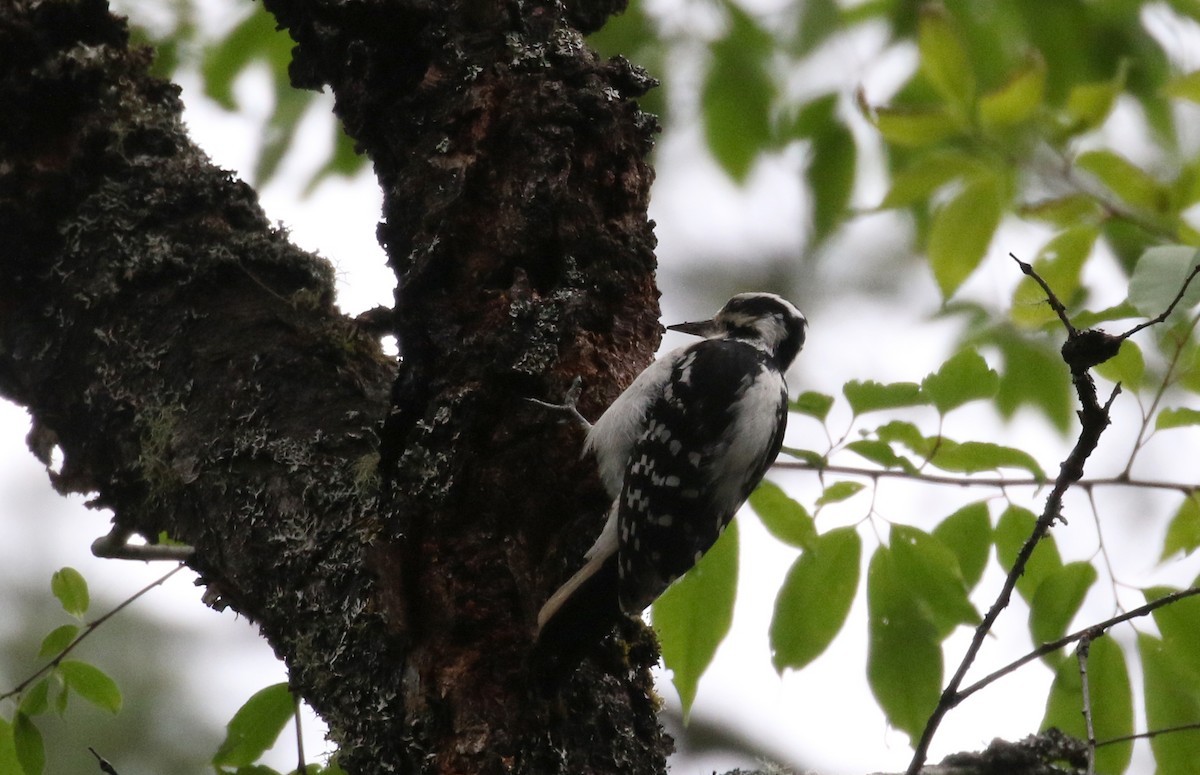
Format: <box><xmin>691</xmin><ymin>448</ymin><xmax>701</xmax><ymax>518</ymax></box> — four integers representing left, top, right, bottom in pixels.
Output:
<box><xmin>535</xmin><ymin>292</ymin><xmax>807</xmax><ymax>664</ymax></box>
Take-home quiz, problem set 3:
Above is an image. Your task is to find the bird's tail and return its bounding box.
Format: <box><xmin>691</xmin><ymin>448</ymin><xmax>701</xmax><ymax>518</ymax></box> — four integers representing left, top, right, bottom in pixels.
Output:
<box><xmin>531</xmin><ymin>552</ymin><xmax>623</xmax><ymax>681</ymax></box>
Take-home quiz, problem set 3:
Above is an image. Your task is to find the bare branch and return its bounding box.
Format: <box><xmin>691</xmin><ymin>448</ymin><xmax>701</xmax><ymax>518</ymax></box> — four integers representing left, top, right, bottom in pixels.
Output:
<box><xmin>1010</xmin><ymin>253</ymin><xmax>1076</xmax><ymax>334</ymax></box>
<box><xmin>1078</xmin><ymin>636</ymin><xmax>1097</xmax><ymax>775</ymax></box>
<box><xmin>907</xmin><ymin>259</ymin><xmax>1121</xmax><ymax>774</ymax></box>
<box><xmin>1097</xmin><ymin>720</ymin><xmax>1200</xmax><ymax>748</ymax></box>
<box><xmin>1122</xmin><ymin>262</ymin><xmax>1200</xmax><ymax>339</ymax></box>
<box><xmin>956</xmin><ymin>586</ymin><xmax>1200</xmax><ymax>703</ymax></box>
<box><xmin>774</xmin><ymin>460</ymin><xmax>1198</xmax><ymax>496</ymax></box>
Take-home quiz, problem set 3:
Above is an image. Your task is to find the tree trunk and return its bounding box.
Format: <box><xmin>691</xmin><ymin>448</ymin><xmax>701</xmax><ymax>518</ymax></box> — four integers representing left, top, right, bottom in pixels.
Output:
<box><xmin>0</xmin><ymin>0</ymin><xmax>665</xmax><ymax>772</ymax></box>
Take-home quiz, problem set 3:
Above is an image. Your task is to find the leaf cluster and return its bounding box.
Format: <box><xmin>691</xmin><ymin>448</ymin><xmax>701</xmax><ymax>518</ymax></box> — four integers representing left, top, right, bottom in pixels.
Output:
<box><xmin>1</xmin><ymin>569</ymin><xmax>122</xmax><ymax>775</ymax></box>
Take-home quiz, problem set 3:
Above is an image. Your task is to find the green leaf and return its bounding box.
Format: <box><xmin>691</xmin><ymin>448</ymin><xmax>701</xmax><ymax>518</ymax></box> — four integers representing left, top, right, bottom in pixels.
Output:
<box><xmin>0</xmin><ymin>718</ymin><xmax>21</xmax><ymax>775</ymax></box>
<box><xmin>1062</xmin><ymin>66</ymin><xmax>1126</xmax><ymax>134</ymax></box>
<box><xmin>37</xmin><ymin>624</ymin><xmax>79</xmax><ymax>659</ymax></box>
<box><xmin>322</xmin><ymin>757</ymin><xmax>350</xmax><ymax>775</ymax></box>
<box><xmin>889</xmin><ymin>524</ymin><xmax>980</xmax><ymax>639</ymax></box>
<box><xmin>1164</xmin><ymin>69</ymin><xmax>1200</xmax><ymax>104</ymax></box>
<box><xmin>254</xmin><ymin>88</ymin><xmax>311</xmax><ymax>188</ymax></box>
<box><xmin>790</xmin><ymin>96</ymin><xmax>856</xmax><ymax>242</ymax></box>
<box><xmin>987</xmin><ymin>327</ymin><xmax>1073</xmax><ymax>432</ymax></box>
<box><xmin>749</xmin><ymin>480</ymin><xmax>816</xmax><ymax>550</ymax></box>
<box><xmin>305</xmin><ymin>124</ymin><xmax>369</xmax><ymax>194</ymax></box>
<box><xmin>1094</xmin><ymin>339</ymin><xmax>1144</xmax><ymax>389</ymax></box>
<box><xmin>779</xmin><ymin>446</ymin><xmax>825</xmax><ymax>467</ymax></box>
<box><xmin>788</xmin><ymin>92</ymin><xmax>836</xmax><ymax>138</ymax></box>
<box><xmin>52</xmin><ymin>682</ymin><xmax>67</xmax><ymax>716</ymax></box>
<box><xmin>1164</xmin><ymin>70</ymin><xmax>1200</xmax><ymax>104</ymax></box>
<box><xmin>879</xmin><ymin>150</ymin><xmax>986</xmax><ymax>209</ymax></box>
<box><xmin>1128</xmin><ymin>245</ymin><xmax>1200</xmax><ymax>318</ymax></box>
<box><xmin>1157</xmin><ymin>406</ymin><xmax>1200</xmax><ymax>430</ymax></box>
<box><xmin>770</xmin><ymin>527</ymin><xmax>861</xmax><ymax>672</ymax></box>
<box><xmin>927</xmin><ymin>439</ymin><xmax>1045</xmax><ymax>480</ymax></box>
<box><xmin>874</xmin><ymin>420</ymin><xmax>931</xmax><ymax>455</ymax></box>
<box><xmin>979</xmin><ymin>52</ymin><xmax>1046</xmax><ymax>128</ymax></box>
<box><xmin>1146</xmin><ymin>583</ymin><xmax>1200</xmax><ymax>678</ymax></box>
<box><xmin>1011</xmin><ymin>226</ymin><xmax>1099</xmax><ymax>328</ymax></box>
<box><xmin>868</xmin><ymin>104</ymin><xmax>960</xmax><ymax>148</ymax></box>
<box><xmin>1018</xmin><ymin>194</ymin><xmax>1103</xmax><ymax>228</ymax></box>
<box><xmin>653</xmin><ymin>521</ymin><xmax>738</xmax><ymax>720</ymax></box>
<box><xmin>50</xmin><ymin>567</ymin><xmax>88</xmax><ymax>619</ymax></box>
<box><xmin>816</xmin><ymin>481</ymin><xmax>865</xmax><ymax>506</ymax></box>
<box><xmin>1180</xmin><ymin>341</ymin><xmax>1200</xmax><ymax>394</ymax></box>
<box><xmin>845</xmin><ymin>439</ymin><xmax>916</xmax><ymax>473</ymax></box>
<box><xmin>13</xmin><ymin>713</ymin><xmax>43</xmax><ymax>775</ymax></box>
<box><xmin>1029</xmin><ymin>562</ymin><xmax>1097</xmax><ymax>647</ymax></box>
<box><xmin>702</xmin><ymin>4</ymin><xmax>774</xmax><ymax>181</ymax></box>
<box><xmin>1139</xmin><ymin>633</ymin><xmax>1200</xmax><ymax>774</ymax></box>
<box><xmin>843</xmin><ymin>380</ymin><xmax>926</xmax><ymax>415</ymax></box>
<box><xmin>1076</xmin><ymin>149</ymin><xmax>1164</xmax><ymax>211</ymax></box>
<box><xmin>866</xmin><ymin>547</ymin><xmax>941</xmax><ymax>743</ymax></box>
<box><xmin>928</xmin><ymin>173</ymin><xmax>1006</xmax><ymax>299</ymax></box>
<box><xmin>18</xmin><ymin>678</ymin><xmax>51</xmax><ymax>718</ymax></box>
<box><xmin>1161</xmin><ymin>494</ymin><xmax>1200</xmax><ymax>560</ymax></box>
<box><xmin>58</xmin><ymin>660</ymin><xmax>122</xmax><ymax>713</ymax></box>
<box><xmin>213</xmin><ymin>683</ymin><xmax>295</xmax><ymax>767</ymax></box>
<box><xmin>921</xmin><ymin>349</ymin><xmax>999</xmax><ymax>413</ymax></box>
<box><xmin>790</xmin><ymin>390</ymin><xmax>834</xmax><ymax>421</ymax></box>
<box><xmin>792</xmin><ymin>0</ymin><xmax>840</xmax><ymax>54</ymax></box>
<box><xmin>807</xmin><ymin>121</ymin><xmax>856</xmax><ymax>242</ymax></box>
<box><xmin>917</xmin><ymin>5</ymin><xmax>975</xmax><ymax>112</ymax></box>
<box><xmin>931</xmin><ymin>502</ymin><xmax>992</xmax><ymax>591</ymax></box>
<box><xmin>995</xmin><ymin>504</ymin><xmax>1063</xmax><ymax>603</ymax></box>
<box><xmin>1041</xmin><ymin>637</ymin><xmax>1132</xmax><ymax>774</ymax></box>
<box><xmin>1070</xmin><ymin>301</ymin><xmax>1141</xmax><ymax>328</ymax></box>
<box><xmin>202</xmin><ymin>8</ymin><xmax>289</xmax><ymax>110</ymax></box>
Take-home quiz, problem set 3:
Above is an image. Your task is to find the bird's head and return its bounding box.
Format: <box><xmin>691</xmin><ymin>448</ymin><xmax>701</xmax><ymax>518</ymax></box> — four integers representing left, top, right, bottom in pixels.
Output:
<box><xmin>668</xmin><ymin>292</ymin><xmax>807</xmax><ymax>369</ymax></box>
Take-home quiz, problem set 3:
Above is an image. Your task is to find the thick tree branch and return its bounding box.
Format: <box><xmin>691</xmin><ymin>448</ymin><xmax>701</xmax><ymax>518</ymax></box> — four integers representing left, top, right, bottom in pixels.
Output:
<box><xmin>2</xmin><ymin>0</ymin><xmax>668</xmax><ymax>772</ymax></box>
<box><xmin>248</xmin><ymin>0</ymin><xmax>669</xmax><ymax>772</ymax></box>
<box><xmin>0</xmin><ymin>0</ymin><xmax>417</xmax><ymax>770</ymax></box>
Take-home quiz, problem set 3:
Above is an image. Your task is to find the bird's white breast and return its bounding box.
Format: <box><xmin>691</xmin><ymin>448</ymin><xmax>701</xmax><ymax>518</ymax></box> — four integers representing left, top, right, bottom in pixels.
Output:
<box><xmin>584</xmin><ymin>345</ymin><xmax>690</xmax><ymax>500</ymax></box>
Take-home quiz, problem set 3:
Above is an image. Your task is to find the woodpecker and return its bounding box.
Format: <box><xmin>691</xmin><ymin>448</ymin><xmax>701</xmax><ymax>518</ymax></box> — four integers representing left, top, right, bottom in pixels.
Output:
<box><xmin>534</xmin><ymin>292</ymin><xmax>807</xmax><ymax>664</ymax></box>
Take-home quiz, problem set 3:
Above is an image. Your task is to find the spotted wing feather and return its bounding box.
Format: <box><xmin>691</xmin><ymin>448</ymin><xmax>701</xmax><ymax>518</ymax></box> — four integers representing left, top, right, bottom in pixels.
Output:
<box><xmin>616</xmin><ymin>339</ymin><xmax>788</xmax><ymax>614</ymax></box>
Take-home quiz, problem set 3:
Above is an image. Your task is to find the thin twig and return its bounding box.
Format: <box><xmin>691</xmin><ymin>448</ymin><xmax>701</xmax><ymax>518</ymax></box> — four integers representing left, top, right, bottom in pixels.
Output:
<box><xmin>1122</xmin><ymin>263</ymin><xmax>1200</xmax><ymax>339</ymax></box>
<box><xmin>89</xmin><ymin>747</ymin><xmax>120</xmax><ymax>775</ymax></box>
<box><xmin>1121</xmin><ymin>309</ymin><xmax>1200</xmax><ymax>477</ymax></box>
<box><xmin>906</xmin><ymin>260</ymin><xmax>1120</xmax><ymax>775</ymax></box>
<box><xmin>1078</xmin><ymin>636</ymin><xmax>1096</xmax><ymax>775</ymax></box>
<box><xmin>294</xmin><ymin>692</ymin><xmax>307</xmax><ymax>775</ymax></box>
<box><xmin>774</xmin><ymin>460</ymin><xmax>1198</xmax><ymax>496</ymax></box>
<box><xmin>955</xmin><ymin>586</ymin><xmax>1200</xmax><ymax>703</ymax></box>
<box><xmin>1011</xmin><ymin>253</ymin><xmax>1076</xmax><ymax>334</ymax></box>
<box><xmin>1097</xmin><ymin>720</ymin><xmax>1200</xmax><ymax>747</ymax></box>
<box><xmin>0</xmin><ymin>564</ymin><xmax>187</xmax><ymax>702</ymax></box>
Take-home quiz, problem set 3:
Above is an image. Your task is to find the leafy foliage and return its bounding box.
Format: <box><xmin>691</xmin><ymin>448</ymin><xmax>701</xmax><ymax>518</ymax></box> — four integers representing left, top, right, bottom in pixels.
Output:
<box><xmin>17</xmin><ymin>0</ymin><xmax>1200</xmax><ymax>771</ymax></box>
<box><xmin>0</xmin><ymin>569</ymin><xmax>124</xmax><ymax>775</ymax></box>
<box><xmin>608</xmin><ymin>0</ymin><xmax>1200</xmax><ymax>769</ymax></box>
<box><xmin>126</xmin><ymin>1</ymin><xmax>366</xmax><ymax>191</ymax></box>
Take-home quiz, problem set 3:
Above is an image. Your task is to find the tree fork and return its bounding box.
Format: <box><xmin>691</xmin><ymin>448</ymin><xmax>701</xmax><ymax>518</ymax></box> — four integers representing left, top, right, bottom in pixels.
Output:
<box><xmin>0</xmin><ymin>0</ymin><xmax>668</xmax><ymax>772</ymax></box>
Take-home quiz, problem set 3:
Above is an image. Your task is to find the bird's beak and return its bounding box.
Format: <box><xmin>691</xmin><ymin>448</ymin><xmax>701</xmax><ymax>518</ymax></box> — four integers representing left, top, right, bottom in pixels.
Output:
<box><xmin>667</xmin><ymin>318</ymin><xmax>719</xmax><ymax>338</ymax></box>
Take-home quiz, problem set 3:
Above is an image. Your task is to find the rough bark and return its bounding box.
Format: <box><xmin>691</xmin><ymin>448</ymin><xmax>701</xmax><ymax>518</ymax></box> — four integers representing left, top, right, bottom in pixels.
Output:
<box><xmin>0</xmin><ymin>0</ymin><xmax>664</xmax><ymax>773</ymax></box>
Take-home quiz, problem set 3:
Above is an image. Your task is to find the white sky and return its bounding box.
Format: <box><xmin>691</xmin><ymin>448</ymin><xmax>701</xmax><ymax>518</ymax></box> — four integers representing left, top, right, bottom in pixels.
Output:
<box><xmin>4</xmin><ymin>2</ymin><xmax>1200</xmax><ymax>774</ymax></box>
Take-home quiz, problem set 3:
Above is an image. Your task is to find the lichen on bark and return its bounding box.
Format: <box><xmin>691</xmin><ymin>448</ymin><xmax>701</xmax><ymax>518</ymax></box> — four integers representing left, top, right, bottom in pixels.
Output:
<box><xmin>0</xmin><ymin>0</ymin><xmax>667</xmax><ymax>771</ymax></box>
